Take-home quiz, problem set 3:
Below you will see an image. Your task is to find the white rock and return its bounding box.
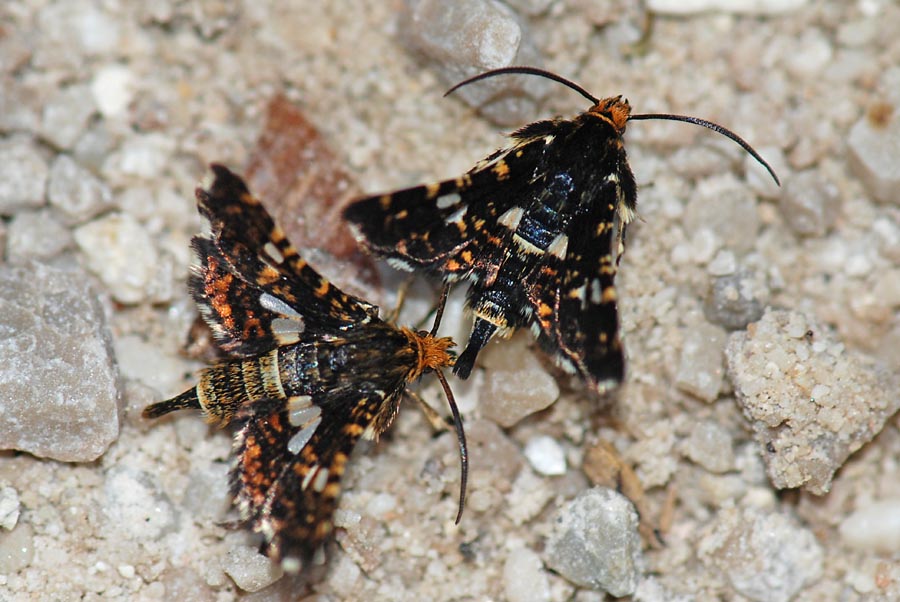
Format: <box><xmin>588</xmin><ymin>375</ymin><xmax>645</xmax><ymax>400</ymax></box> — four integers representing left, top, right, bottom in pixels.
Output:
<box><xmin>839</xmin><ymin>498</ymin><xmax>900</xmax><ymax>554</ymax></box>
<box><xmin>504</xmin><ymin>547</ymin><xmax>551</xmax><ymax>602</ymax></box>
<box><xmin>0</xmin><ymin>135</ymin><xmax>49</xmax><ymax>213</ymax></box>
<box><xmin>0</xmin><ymin>484</ymin><xmax>20</xmax><ymax>530</ymax></box>
<box><xmin>675</xmin><ymin>321</ymin><xmax>728</xmax><ymax>402</ymax></box>
<box><xmin>222</xmin><ymin>545</ymin><xmax>283</xmax><ymax>592</ymax></box>
<box><xmin>524</xmin><ymin>435</ymin><xmax>567</xmax><ymax>476</ymax></box>
<box><xmin>74</xmin><ymin>212</ymin><xmax>159</xmax><ymax>304</ymax></box>
<box><xmin>647</xmin><ymin>0</ymin><xmax>808</xmax><ymax>14</ymax></box>
<box><xmin>92</xmin><ymin>64</ymin><xmax>135</xmax><ymax>118</ymax></box>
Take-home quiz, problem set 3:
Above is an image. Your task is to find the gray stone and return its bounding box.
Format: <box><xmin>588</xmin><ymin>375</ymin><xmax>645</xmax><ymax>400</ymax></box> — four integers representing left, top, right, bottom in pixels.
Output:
<box><xmin>682</xmin><ymin>421</ymin><xmax>735</xmax><ymax>473</ymax></box>
<box><xmin>675</xmin><ymin>321</ymin><xmax>728</xmax><ymax>402</ymax></box>
<box><xmin>779</xmin><ymin>170</ymin><xmax>841</xmax><ymax>237</ymax></box>
<box><xmin>398</xmin><ymin>0</ymin><xmax>545</xmax><ymax>126</ymax></box>
<box><xmin>6</xmin><ymin>209</ymin><xmax>73</xmax><ymax>263</ymax></box>
<box><xmin>0</xmin><ymin>135</ymin><xmax>49</xmax><ymax>214</ymax></box>
<box><xmin>545</xmin><ymin>487</ymin><xmax>642</xmax><ymax>596</ymax></box>
<box><xmin>0</xmin><ymin>262</ymin><xmax>119</xmax><ymax>462</ymax></box>
<box><xmin>41</xmin><ymin>84</ymin><xmax>97</xmax><ymax>150</ymax></box>
<box><xmin>479</xmin><ymin>331</ymin><xmax>559</xmax><ymax>427</ymax></box>
<box><xmin>726</xmin><ymin>309</ymin><xmax>899</xmax><ymax>494</ymax></box>
<box><xmin>847</xmin><ymin>108</ymin><xmax>900</xmax><ymax>205</ymax></box>
<box><xmin>705</xmin><ymin>268</ymin><xmax>769</xmax><ymax>330</ymax></box>
<box><xmin>47</xmin><ymin>155</ymin><xmax>114</xmax><ymax>225</ymax></box>
<box><xmin>698</xmin><ymin>507</ymin><xmax>823</xmax><ymax>602</ymax></box>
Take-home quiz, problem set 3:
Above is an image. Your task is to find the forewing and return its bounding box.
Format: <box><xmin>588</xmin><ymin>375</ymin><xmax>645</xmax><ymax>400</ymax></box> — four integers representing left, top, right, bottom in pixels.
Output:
<box><xmin>343</xmin><ymin>134</ymin><xmax>552</xmax><ymax>279</ymax></box>
<box><xmin>197</xmin><ymin>164</ymin><xmax>377</xmax><ymax>333</ymax></box>
<box><xmin>230</xmin><ymin>386</ymin><xmax>403</xmax><ymax>569</ymax></box>
<box><xmin>527</xmin><ymin>181</ymin><xmax>625</xmax><ymax>394</ymax></box>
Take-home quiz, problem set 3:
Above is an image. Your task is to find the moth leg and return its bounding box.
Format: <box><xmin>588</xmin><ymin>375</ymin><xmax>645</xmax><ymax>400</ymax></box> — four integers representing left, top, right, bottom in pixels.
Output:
<box><xmin>404</xmin><ymin>389</ymin><xmax>450</xmax><ymax>433</ymax></box>
<box><xmin>382</xmin><ymin>275</ymin><xmax>415</xmax><ymax>324</ymax></box>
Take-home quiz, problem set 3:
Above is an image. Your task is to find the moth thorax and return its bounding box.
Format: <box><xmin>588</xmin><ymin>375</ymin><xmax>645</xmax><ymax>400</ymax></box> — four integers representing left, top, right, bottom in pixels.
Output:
<box><xmin>590</xmin><ymin>96</ymin><xmax>631</xmax><ymax>134</ymax></box>
<box><xmin>400</xmin><ymin>327</ymin><xmax>456</xmax><ymax>380</ymax></box>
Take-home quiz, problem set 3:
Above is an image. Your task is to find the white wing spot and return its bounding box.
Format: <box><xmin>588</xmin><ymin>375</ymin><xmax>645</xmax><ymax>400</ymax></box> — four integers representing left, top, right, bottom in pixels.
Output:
<box><xmin>445</xmin><ymin>205</ymin><xmax>468</xmax><ymax>224</ymax></box>
<box><xmin>547</xmin><ymin>234</ymin><xmax>569</xmax><ymax>260</ymax></box>
<box><xmin>287</xmin><ymin>416</ymin><xmax>322</xmax><ymax>454</ymax></box>
<box><xmin>387</xmin><ymin>257</ymin><xmax>414</xmax><ymax>272</ymax></box>
<box><xmin>590</xmin><ymin>279</ymin><xmax>603</xmax><ymax>304</ymax></box>
<box><xmin>263</xmin><ymin>242</ymin><xmax>285</xmax><ymax>264</ymax></box>
<box><xmin>272</xmin><ymin>318</ymin><xmax>303</xmax><ymax>344</ymax></box>
<box><xmin>497</xmin><ymin>206</ymin><xmax>524</xmax><ymax>230</ymax></box>
<box><xmin>436</xmin><ymin>192</ymin><xmax>461</xmax><ymax>209</ymax></box>
<box><xmin>288</xmin><ymin>396</ymin><xmax>317</xmax><ymax>424</ymax></box>
<box><xmin>312</xmin><ymin>467</ymin><xmax>330</xmax><ymax>492</ymax></box>
<box><xmin>260</xmin><ymin>292</ymin><xmax>303</xmax><ymax>319</ymax></box>
<box><xmin>301</xmin><ymin>465</ymin><xmax>318</xmax><ymax>490</ymax></box>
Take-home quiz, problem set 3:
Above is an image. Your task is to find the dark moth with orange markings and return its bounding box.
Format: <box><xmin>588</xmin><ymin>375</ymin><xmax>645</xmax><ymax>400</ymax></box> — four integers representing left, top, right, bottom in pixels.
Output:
<box><xmin>143</xmin><ymin>165</ymin><xmax>465</xmax><ymax>572</ymax></box>
<box><xmin>344</xmin><ymin>67</ymin><xmax>779</xmax><ymax>395</ymax></box>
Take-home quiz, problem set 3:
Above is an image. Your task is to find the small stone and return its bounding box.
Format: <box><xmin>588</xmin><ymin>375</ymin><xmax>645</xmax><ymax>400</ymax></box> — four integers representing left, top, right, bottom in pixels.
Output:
<box><xmin>698</xmin><ymin>507</ymin><xmax>823</xmax><ymax>602</ymax></box>
<box><xmin>784</xmin><ymin>28</ymin><xmax>833</xmax><ymax>77</ymax></box>
<box><xmin>687</xmin><ymin>177</ymin><xmax>760</xmax><ymax>254</ymax></box>
<box><xmin>398</xmin><ymin>0</ymin><xmax>545</xmax><ymax>126</ymax></box>
<box><xmin>504</xmin><ymin>548</ymin><xmax>551</xmax><ymax>602</ymax></box>
<box><xmin>682</xmin><ymin>421</ymin><xmax>735</xmax><ymax>473</ymax></box>
<box><xmin>545</xmin><ymin>488</ymin><xmax>642</xmax><ymax>596</ymax></box>
<box><xmin>705</xmin><ymin>268</ymin><xmax>769</xmax><ymax>331</ymax></box>
<box><xmin>47</xmin><ymin>155</ymin><xmax>114</xmax><ymax>225</ymax></box>
<box><xmin>91</xmin><ymin>64</ymin><xmax>135</xmax><ymax>119</ymax></box>
<box><xmin>222</xmin><ymin>544</ymin><xmax>283</xmax><ymax>592</ymax></box>
<box><xmin>40</xmin><ymin>84</ymin><xmax>97</xmax><ymax>150</ymax></box>
<box><xmin>104</xmin><ymin>466</ymin><xmax>174</xmax><ymax>541</ymax></box>
<box><xmin>0</xmin><ymin>484</ymin><xmax>21</xmax><ymax>530</ymax></box>
<box><xmin>779</xmin><ymin>170</ymin><xmax>841</xmax><ymax>237</ymax></box>
<box><xmin>675</xmin><ymin>321</ymin><xmax>728</xmax><ymax>402</ymax></box>
<box><xmin>74</xmin><ymin>212</ymin><xmax>159</xmax><ymax>304</ymax></box>
<box><xmin>101</xmin><ymin>133</ymin><xmax>176</xmax><ymax>184</ymax></box>
<box><xmin>505</xmin><ymin>468</ymin><xmax>554</xmax><ymax>525</ymax></box>
<box><xmin>34</xmin><ymin>1</ymin><xmax>120</xmax><ymax>69</ymax></box>
<box><xmin>646</xmin><ymin>0</ymin><xmax>808</xmax><ymax>14</ymax></box>
<box><xmin>524</xmin><ymin>435</ymin><xmax>567</xmax><ymax>476</ymax></box>
<box><xmin>0</xmin><ymin>135</ymin><xmax>49</xmax><ymax>213</ymax></box>
<box><xmin>503</xmin><ymin>0</ymin><xmax>554</xmax><ymax>16</ymax></box>
<box><xmin>0</xmin><ymin>521</ymin><xmax>33</xmax><ymax>574</ymax></box>
<box><xmin>479</xmin><ymin>331</ymin><xmax>560</xmax><ymax>427</ymax></box>
<box><xmin>707</xmin><ymin>249</ymin><xmax>737</xmax><ymax>276</ymax></box>
<box><xmin>726</xmin><ymin>309</ymin><xmax>900</xmax><ymax>494</ymax></box>
<box><xmin>6</xmin><ymin>209</ymin><xmax>73</xmax><ymax>263</ymax></box>
<box><xmin>847</xmin><ymin>106</ymin><xmax>900</xmax><ymax>205</ymax></box>
<box><xmin>0</xmin><ymin>262</ymin><xmax>119</xmax><ymax>462</ymax></box>
<box><xmin>839</xmin><ymin>499</ymin><xmax>900</xmax><ymax>554</ymax></box>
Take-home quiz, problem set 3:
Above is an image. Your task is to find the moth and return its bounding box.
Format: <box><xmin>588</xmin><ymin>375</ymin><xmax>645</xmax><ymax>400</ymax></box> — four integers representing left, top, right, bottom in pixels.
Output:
<box><xmin>143</xmin><ymin>164</ymin><xmax>466</xmax><ymax>572</ymax></box>
<box><xmin>344</xmin><ymin>67</ymin><xmax>779</xmax><ymax>394</ymax></box>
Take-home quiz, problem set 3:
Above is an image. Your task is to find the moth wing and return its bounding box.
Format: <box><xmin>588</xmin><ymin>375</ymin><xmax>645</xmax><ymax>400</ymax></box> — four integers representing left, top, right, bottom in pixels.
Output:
<box><xmin>526</xmin><ymin>182</ymin><xmax>625</xmax><ymax>394</ymax></box>
<box><xmin>196</xmin><ymin>164</ymin><xmax>377</xmax><ymax>334</ymax></box>
<box><xmin>230</xmin><ymin>386</ymin><xmax>402</xmax><ymax>569</ymax></box>
<box><xmin>343</xmin><ymin>135</ymin><xmax>550</xmax><ymax>279</ymax></box>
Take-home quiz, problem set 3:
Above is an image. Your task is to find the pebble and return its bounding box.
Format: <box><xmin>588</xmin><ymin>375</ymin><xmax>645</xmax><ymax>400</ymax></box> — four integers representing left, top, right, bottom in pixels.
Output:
<box><xmin>5</xmin><ymin>209</ymin><xmax>73</xmax><ymax>263</ymax></box>
<box><xmin>524</xmin><ymin>435</ymin><xmax>567</xmax><ymax>476</ymax></box>
<box><xmin>682</xmin><ymin>421</ymin><xmax>735</xmax><ymax>473</ymax></box>
<box><xmin>704</xmin><ymin>268</ymin><xmax>769</xmax><ymax>330</ymax></box>
<box><xmin>40</xmin><ymin>84</ymin><xmax>97</xmax><ymax>150</ymax></box>
<box><xmin>779</xmin><ymin>170</ymin><xmax>841</xmax><ymax>237</ymax></box>
<box><xmin>101</xmin><ymin>132</ymin><xmax>176</xmax><ymax>184</ymax></box>
<box><xmin>479</xmin><ymin>332</ymin><xmax>560</xmax><ymax>427</ymax></box>
<box><xmin>646</xmin><ymin>0</ymin><xmax>808</xmax><ymax>14</ymax></box>
<box><xmin>91</xmin><ymin>64</ymin><xmax>136</xmax><ymax>119</ymax></box>
<box><xmin>0</xmin><ymin>521</ymin><xmax>34</xmax><ymax>574</ymax></box>
<box><xmin>0</xmin><ymin>261</ymin><xmax>119</xmax><ymax>462</ymax></box>
<box><xmin>74</xmin><ymin>212</ymin><xmax>159</xmax><ymax>304</ymax></box>
<box><xmin>221</xmin><ymin>544</ymin><xmax>283</xmax><ymax>592</ymax></box>
<box><xmin>505</xmin><ymin>468</ymin><xmax>554</xmax><ymax>525</ymax></box>
<box><xmin>398</xmin><ymin>0</ymin><xmax>545</xmax><ymax>126</ymax></box>
<box><xmin>0</xmin><ymin>135</ymin><xmax>49</xmax><ymax>213</ymax></box>
<box><xmin>47</xmin><ymin>154</ymin><xmax>115</xmax><ymax>225</ymax></box>
<box><xmin>0</xmin><ymin>484</ymin><xmax>21</xmax><ymax>530</ymax></box>
<box><xmin>698</xmin><ymin>507</ymin><xmax>823</xmax><ymax>602</ymax></box>
<box><xmin>839</xmin><ymin>498</ymin><xmax>900</xmax><ymax>554</ymax></box>
<box><xmin>675</xmin><ymin>321</ymin><xmax>727</xmax><ymax>402</ymax></box>
<box><xmin>504</xmin><ymin>548</ymin><xmax>551</xmax><ymax>602</ymax></box>
<box><xmin>847</xmin><ymin>106</ymin><xmax>900</xmax><ymax>205</ymax></box>
<box><xmin>726</xmin><ymin>309</ymin><xmax>899</xmax><ymax>494</ymax></box>
<box><xmin>544</xmin><ymin>488</ymin><xmax>642</xmax><ymax>597</ymax></box>
<box><xmin>103</xmin><ymin>466</ymin><xmax>174</xmax><ymax>541</ymax></box>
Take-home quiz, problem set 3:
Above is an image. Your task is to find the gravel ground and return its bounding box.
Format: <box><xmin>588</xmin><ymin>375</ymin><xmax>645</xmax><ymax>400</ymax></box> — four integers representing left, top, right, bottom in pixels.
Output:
<box><xmin>1</xmin><ymin>1</ymin><xmax>899</xmax><ymax>601</ymax></box>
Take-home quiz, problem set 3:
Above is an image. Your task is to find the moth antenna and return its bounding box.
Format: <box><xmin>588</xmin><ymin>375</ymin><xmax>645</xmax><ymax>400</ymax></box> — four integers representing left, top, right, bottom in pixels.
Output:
<box><xmin>629</xmin><ymin>113</ymin><xmax>780</xmax><ymax>185</ymax></box>
<box><xmin>445</xmin><ymin>66</ymin><xmax>600</xmax><ymax>105</ymax></box>
<box><xmin>435</xmin><ymin>368</ymin><xmax>467</xmax><ymax>524</ymax></box>
<box><xmin>429</xmin><ymin>283</ymin><xmax>451</xmax><ymax>337</ymax></box>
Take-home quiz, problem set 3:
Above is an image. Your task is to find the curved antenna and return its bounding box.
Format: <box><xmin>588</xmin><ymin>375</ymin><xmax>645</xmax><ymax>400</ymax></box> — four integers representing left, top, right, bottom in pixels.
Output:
<box><xmin>435</xmin><ymin>368</ymin><xmax>468</xmax><ymax>524</ymax></box>
<box><xmin>445</xmin><ymin>66</ymin><xmax>599</xmax><ymax>105</ymax></box>
<box><xmin>629</xmin><ymin>113</ymin><xmax>780</xmax><ymax>185</ymax></box>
